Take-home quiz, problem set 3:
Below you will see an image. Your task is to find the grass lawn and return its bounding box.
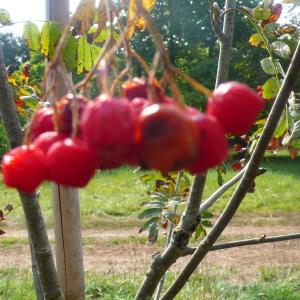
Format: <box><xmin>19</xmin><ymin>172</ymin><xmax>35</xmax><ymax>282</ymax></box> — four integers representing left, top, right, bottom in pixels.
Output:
<box><xmin>1</xmin><ymin>266</ymin><xmax>300</xmax><ymax>299</ymax></box>
<box><xmin>0</xmin><ymin>151</ymin><xmax>299</xmax><ymax>299</ymax></box>
<box><xmin>0</xmin><ymin>151</ymin><xmax>299</xmax><ymax>229</ymax></box>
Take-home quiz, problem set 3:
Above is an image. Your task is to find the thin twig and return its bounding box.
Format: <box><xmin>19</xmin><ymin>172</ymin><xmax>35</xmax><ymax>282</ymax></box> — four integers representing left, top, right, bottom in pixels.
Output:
<box><xmin>154</xmin><ymin>171</ymin><xmax>183</xmax><ymax>300</ymax></box>
<box><xmin>128</xmin><ymin>48</ymin><xmax>150</xmax><ymax>73</ymax></box>
<box><xmin>199</xmin><ymin>167</ymin><xmax>266</xmax><ymax>214</ymax></box>
<box><xmin>172</xmin><ymin>67</ymin><xmax>212</xmax><ymax>97</ymax></box>
<box><xmin>74</xmin><ymin>15</ymin><xmax>136</xmax><ymax>90</ymax></box>
<box><xmin>135</xmin><ymin>0</ymin><xmax>183</xmax><ymax>106</ymax></box>
<box><xmin>186</xmin><ymin>233</ymin><xmax>300</xmax><ymax>254</ymax></box>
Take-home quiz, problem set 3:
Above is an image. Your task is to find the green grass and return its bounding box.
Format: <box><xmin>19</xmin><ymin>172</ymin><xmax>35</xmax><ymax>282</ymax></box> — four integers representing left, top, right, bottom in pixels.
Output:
<box><xmin>0</xmin><ymin>152</ymin><xmax>299</xmax><ymax>229</ymax></box>
<box><xmin>1</xmin><ymin>266</ymin><xmax>300</xmax><ymax>299</ymax></box>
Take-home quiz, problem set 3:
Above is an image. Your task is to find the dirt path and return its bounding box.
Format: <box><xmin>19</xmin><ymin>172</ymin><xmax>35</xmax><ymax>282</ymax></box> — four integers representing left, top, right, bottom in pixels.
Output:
<box><xmin>1</xmin><ymin>221</ymin><xmax>300</xmax><ymax>279</ymax></box>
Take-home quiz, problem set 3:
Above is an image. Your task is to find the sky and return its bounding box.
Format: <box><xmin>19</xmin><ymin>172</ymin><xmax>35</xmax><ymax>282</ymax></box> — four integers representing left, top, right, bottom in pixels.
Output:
<box><xmin>0</xmin><ymin>0</ymin><xmax>298</xmax><ymax>37</ymax></box>
<box><xmin>0</xmin><ymin>0</ymin><xmax>83</xmax><ymax>36</ymax></box>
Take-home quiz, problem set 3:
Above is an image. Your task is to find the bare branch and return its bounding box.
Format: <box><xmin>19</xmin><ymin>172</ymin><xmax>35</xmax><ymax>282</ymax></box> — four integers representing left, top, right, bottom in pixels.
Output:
<box><xmin>134</xmin><ymin>175</ymin><xmax>206</xmax><ymax>300</ymax></box>
<box><xmin>199</xmin><ymin>167</ymin><xmax>266</xmax><ymax>214</ymax></box>
<box><xmin>186</xmin><ymin>233</ymin><xmax>300</xmax><ymax>254</ymax></box>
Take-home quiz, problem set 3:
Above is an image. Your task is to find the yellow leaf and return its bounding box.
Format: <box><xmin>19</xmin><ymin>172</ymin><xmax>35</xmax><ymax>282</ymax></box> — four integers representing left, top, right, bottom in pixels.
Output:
<box><xmin>7</xmin><ymin>76</ymin><xmax>17</xmax><ymax>87</ymax></box>
<box><xmin>97</xmin><ymin>1</ymin><xmax>107</xmax><ymax>34</ymax></box>
<box><xmin>74</xmin><ymin>0</ymin><xmax>96</xmax><ymax>34</ymax></box>
<box><xmin>128</xmin><ymin>0</ymin><xmax>157</xmax><ymax>39</ymax></box>
<box><xmin>249</xmin><ymin>33</ymin><xmax>265</xmax><ymax>48</ymax></box>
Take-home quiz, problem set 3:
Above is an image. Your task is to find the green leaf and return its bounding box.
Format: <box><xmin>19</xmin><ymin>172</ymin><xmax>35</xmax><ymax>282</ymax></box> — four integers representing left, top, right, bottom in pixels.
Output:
<box><xmin>91</xmin><ymin>44</ymin><xmax>102</xmax><ymax>64</ymax></box>
<box><xmin>249</xmin><ymin>33</ymin><xmax>265</xmax><ymax>48</ymax></box>
<box><xmin>77</xmin><ymin>37</ymin><xmax>92</xmax><ymax>74</ymax></box>
<box><xmin>0</xmin><ymin>9</ymin><xmax>11</xmax><ymax>25</ymax></box>
<box><xmin>201</xmin><ymin>211</ymin><xmax>214</xmax><ymax>219</ymax></box>
<box><xmin>262</xmin><ymin>77</ymin><xmax>280</xmax><ymax>99</ymax></box>
<box><xmin>93</xmin><ymin>28</ymin><xmax>120</xmax><ymax>43</ymax></box>
<box><xmin>274</xmin><ymin>110</ymin><xmax>288</xmax><ymax>138</ymax></box>
<box><xmin>271</xmin><ymin>41</ymin><xmax>291</xmax><ymax>59</ymax></box>
<box><xmin>41</xmin><ymin>21</ymin><xmax>62</xmax><ymax>58</ymax></box>
<box><xmin>260</xmin><ymin>57</ymin><xmax>284</xmax><ymax>76</ymax></box>
<box><xmin>63</xmin><ymin>36</ymin><xmax>78</xmax><ymax>72</ymax></box>
<box><xmin>23</xmin><ymin>22</ymin><xmax>40</xmax><ymax>51</ymax></box>
<box><xmin>201</xmin><ymin>220</ymin><xmax>213</xmax><ymax>228</ymax></box>
<box><xmin>253</xmin><ymin>6</ymin><xmax>271</xmax><ymax>20</ymax></box>
<box><xmin>139</xmin><ymin>216</ymin><xmax>160</xmax><ymax>233</ymax></box>
<box><xmin>278</xmin><ymin>34</ymin><xmax>299</xmax><ymax>53</ymax></box>
<box><xmin>263</xmin><ymin>23</ymin><xmax>280</xmax><ymax>40</ymax></box>
<box><xmin>138</xmin><ymin>207</ymin><xmax>162</xmax><ymax>219</ymax></box>
<box><xmin>19</xmin><ymin>96</ymin><xmax>39</xmax><ymax>109</ymax></box>
<box><xmin>148</xmin><ymin>222</ymin><xmax>159</xmax><ymax>243</ymax></box>
<box><xmin>194</xmin><ymin>223</ymin><xmax>206</xmax><ymax>240</ymax></box>
<box><xmin>140</xmin><ymin>173</ymin><xmax>156</xmax><ymax>183</ymax></box>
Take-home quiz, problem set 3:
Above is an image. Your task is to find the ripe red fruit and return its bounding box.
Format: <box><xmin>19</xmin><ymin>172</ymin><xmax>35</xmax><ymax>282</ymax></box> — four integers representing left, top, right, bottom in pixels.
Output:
<box><xmin>55</xmin><ymin>94</ymin><xmax>88</xmax><ymax>135</ymax></box>
<box><xmin>80</xmin><ymin>97</ymin><xmax>137</xmax><ymax>169</ymax></box>
<box><xmin>186</xmin><ymin>112</ymin><xmax>228</xmax><ymax>174</ymax></box>
<box><xmin>136</xmin><ymin>104</ymin><xmax>198</xmax><ymax>172</ymax></box>
<box><xmin>47</xmin><ymin>138</ymin><xmax>97</xmax><ymax>187</ymax></box>
<box><xmin>28</xmin><ymin>107</ymin><xmax>54</xmax><ymax>142</ymax></box>
<box><xmin>207</xmin><ymin>82</ymin><xmax>264</xmax><ymax>136</ymax></box>
<box><xmin>232</xmin><ymin>161</ymin><xmax>242</xmax><ymax>172</ymax></box>
<box><xmin>122</xmin><ymin>77</ymin><xmax>164</xmax><ymax>101</ymax></box>
<box><xmin>1</xmin><ymin>145</ymin><xmax>48</xmax><ymax>193</ymax></box>
<box><xmin>130</xmin><ymin>97</ymin><xmax>151</xmax><ymax>116</ymax></box>
<box><xmin>33</xmin><ymin>132</ymin><xmax>68</xmax><ymax>154</ymax></box>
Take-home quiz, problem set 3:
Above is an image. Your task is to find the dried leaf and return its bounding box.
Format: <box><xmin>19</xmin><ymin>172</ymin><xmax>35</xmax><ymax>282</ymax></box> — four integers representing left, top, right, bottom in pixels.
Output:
<box><xmin>128</xmin><ymin>0</ymin><xmax>157</xmax><ymax>39</ymax></box>
<box><xmin>74</xmin><ymin>0</ymin><xmax>96</xmax><ymax>34</ymax></box>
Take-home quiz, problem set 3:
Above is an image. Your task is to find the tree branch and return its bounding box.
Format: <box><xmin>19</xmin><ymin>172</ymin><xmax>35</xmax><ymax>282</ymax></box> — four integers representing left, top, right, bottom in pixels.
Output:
<box><xmin>134</xmin><ymin>175</ymin><xmax>206</xmax><ymax>300</ymax></box>
<box><xmin>186</xmin><ymin>233</ymin><xmax>300</xmax><ymax>254</ymax></box>
<box><xmin>161</xmin><ymin>37</ymin><xmax>300</xmax><ymax>300</ymax></box>
<box><xmin>0</xmin><ymin>44</ymin><xmax>64</xmax><ymax>300</ymax></box>
<box><xmin>135</xmin><ymin>0</ymin><xmax>236</xmax><ymax>298</ymax></box>
<box><xmin>199</xmin><ymin>167</ymin><xmax>266</xmax><ymax>214</ymax></box>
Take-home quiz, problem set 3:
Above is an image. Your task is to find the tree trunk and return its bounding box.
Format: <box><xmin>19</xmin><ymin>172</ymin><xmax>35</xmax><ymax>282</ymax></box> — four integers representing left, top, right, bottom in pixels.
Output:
<box><xmin>46</xmin><ymin>1</ymin><xmax>85</xmax><ymax>298</ymax></box>
<box><xmin>0</xmin><ymin>43</ymin><xmax>64</xmax><ymax>300</ymax></box>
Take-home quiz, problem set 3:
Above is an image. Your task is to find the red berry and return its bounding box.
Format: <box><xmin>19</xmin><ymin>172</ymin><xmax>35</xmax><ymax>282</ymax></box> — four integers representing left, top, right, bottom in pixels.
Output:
<box><xmin>186</xmin><ymin>112</ymin><xmax>228</xmax><ymax>174</ymax></box>
<box><xmin>47</xmin><ymin>138</ymin><xmax>97</xmax><ymax>187</ymax></box>
<box><xmin>233</xmin><ymin>144</ymin><xmax>242</xmax><ymax>152</ymax></box>
<box><xmin>232</xmin><ymin>161</ymin><xmax>242</xmax><ymax>172</ymax></box>
<box><xmin>122</xmin><ymin>77</ymin><xmax>164</xmax><ymax>101</ymax></box>
<box><xmin>33</xmin><ymin>132</ymin><xmax>68</xmax><ymax>154</ymax></box>
<box><xmin>81</xmin><ymin>97</ymin><xmax>137</xmax><ymax>169</ymax></box>
<box><xmin>1</xmin><ymin>145</ymin><xmax>47</xmax><ymax>193</ymax></box>
<box><xmin>55</xmin><ymin>94</ymin><xmax>88</xmax><ymax>135</ymax></box>
<box><xmin>130</xmin><ymin>97</ymin><xmax>151</xmax><ymax>116</ymax></box>
<box><xmin>136</xmin><ymin>104</ymin><xmax>198</xmax><ymax>172</ymax></box>
<box><xmin>28</xmin><ymin>107</ymin><xmax>54</xmax><ymax>142</ymax></box>
<box><xmin>207</xmin><ymin>82</ymin><xmax>264</xmax><ymax>136</ymax></box>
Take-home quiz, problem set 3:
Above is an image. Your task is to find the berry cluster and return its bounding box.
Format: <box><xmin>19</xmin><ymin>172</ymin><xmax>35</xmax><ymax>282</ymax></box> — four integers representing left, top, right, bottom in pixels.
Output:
<box><xmin>1</xmin><ymin>80</ymin><xmax>264</xmax><ymax>193</ymax></box>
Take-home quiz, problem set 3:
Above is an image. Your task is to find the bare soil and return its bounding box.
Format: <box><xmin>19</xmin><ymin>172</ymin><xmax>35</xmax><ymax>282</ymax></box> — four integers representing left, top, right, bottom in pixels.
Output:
<box><xmin>1</xmin><ymin>216</ymin><xmax>300</xmax><ymax>280</ymax></box>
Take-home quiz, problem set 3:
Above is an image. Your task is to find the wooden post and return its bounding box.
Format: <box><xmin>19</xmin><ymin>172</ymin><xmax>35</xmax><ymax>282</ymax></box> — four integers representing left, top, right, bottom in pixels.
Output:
<box><xmin>46</xmin><ymin>1</ymin><xmax>85</xmax><ymax>299</ymax></box>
